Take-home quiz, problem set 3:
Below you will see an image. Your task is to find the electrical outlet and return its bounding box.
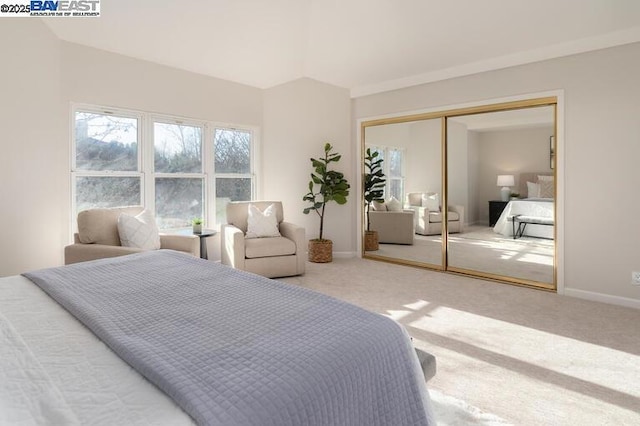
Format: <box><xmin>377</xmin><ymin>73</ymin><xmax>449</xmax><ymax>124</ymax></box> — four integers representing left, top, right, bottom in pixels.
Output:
<box><xmin>633</xmin><ymin>271</ymin><xmax>640</xmax><ymax>286</ymax></box>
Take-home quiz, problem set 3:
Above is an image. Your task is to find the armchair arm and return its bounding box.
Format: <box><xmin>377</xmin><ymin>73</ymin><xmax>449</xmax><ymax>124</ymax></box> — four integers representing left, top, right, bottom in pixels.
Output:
<box><xmin>221</xmin><ymin>224</ymin><xmax>245</xmax><ymax>270</ymax></box>
<box><xmin>160</xmin><ymin>234</ymin><xmax>200</xmax><ymax>257</ymax></box>
<box><xmin>64</xmin><ymin>244</ymin><xmax>143</xmax><ymax>265</ymax></box>
<box><xmin>279</xmin><ymin>221</ymin><xmax>306</xmax><ymax>274</ymax></box>
<box><xmin>449</xmin><ymin>205</ymin><xmax>465</xmax><ymax>232</ymax></box>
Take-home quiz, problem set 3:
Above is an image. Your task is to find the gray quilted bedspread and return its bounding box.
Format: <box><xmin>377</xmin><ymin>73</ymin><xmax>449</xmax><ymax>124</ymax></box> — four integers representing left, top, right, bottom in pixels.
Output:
<box><xmin>24</xmin><ymin>250</ymin><xmax>432</xmax><ymax>426</ymax></box>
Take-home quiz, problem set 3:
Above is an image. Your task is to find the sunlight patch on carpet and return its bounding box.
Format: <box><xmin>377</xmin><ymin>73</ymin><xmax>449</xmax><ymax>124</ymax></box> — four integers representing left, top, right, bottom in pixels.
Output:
<box><xmin>430</xmin><ymin>389</ymin><xmax>512</xmax><ymax>425</ymax></box>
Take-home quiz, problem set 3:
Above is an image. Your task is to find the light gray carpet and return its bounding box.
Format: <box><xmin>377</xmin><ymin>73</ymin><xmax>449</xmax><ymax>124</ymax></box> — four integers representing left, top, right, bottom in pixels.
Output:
<box><xmin>368</xmin><ymin>226</ymin><xmax>554</xmax><ymax>284</ymax></box>
<box><xmin>280</xmin><ymin>258</ymin><xmax>640</xmax><ymax>426</ymax></box>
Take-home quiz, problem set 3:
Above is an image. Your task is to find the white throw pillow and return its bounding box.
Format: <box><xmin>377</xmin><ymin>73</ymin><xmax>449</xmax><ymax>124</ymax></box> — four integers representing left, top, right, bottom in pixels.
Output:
<box><xmin>421</xmin><ymin>193</ymin><xmax>440</xmax><ymax>211</ymax></box>
<box><xmin>117</xmin><ymin>209</ymin><xmax>161</xmax><ymax>250</ymax></box>
<box><xmin>246</xmin><ymin>204</ymin><xmax>281</xmax><ymax>239</ymax></box>
<box><xmin>538</xmin><ymin>180</ymin><xmax>554</xmax><ymax>198</ymax></box>
<box><xmin>386</xmin><ymin>196</ymin><xmax>402</xmax><ymax>212</ymax></box>
<box><xmin>371</xmin><ymin>200</ymin><xmax>387</xmax><ymax>211</ymax></box>
<box><xmin>526</xmin><ymin>181</ymin><xmax>540</xmax><ymax>198</ymax></box>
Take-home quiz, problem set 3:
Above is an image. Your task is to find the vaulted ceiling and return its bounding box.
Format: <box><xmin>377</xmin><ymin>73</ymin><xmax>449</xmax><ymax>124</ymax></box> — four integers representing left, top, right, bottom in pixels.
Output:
<box><xmin>44</xmin><ymin>0</ymin><xmax>640</xmax><ymax>97</ymax></box>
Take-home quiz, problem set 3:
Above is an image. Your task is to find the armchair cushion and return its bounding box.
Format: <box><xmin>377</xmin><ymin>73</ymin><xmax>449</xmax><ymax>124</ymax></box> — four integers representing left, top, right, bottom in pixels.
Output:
<box><xmin>245</xmin><ymin>237</ymin><xmax>296</xmax><ymax>259</ymax></box>
<box><xmin>427</xmin><ymin>211</ymin><xmax>460</xmax><ymax>223</ymax></box>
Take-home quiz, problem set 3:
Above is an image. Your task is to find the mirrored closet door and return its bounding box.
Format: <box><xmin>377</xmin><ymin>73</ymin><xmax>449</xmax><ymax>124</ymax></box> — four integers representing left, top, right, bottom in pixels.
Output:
<box><xmin>363</xmin><ymin>117</ymin><xmax>444</xmax><ymax>269</ymax></box>
<box><xmin>361</xmin><ymin>98</ymin><xmax>557</xmax><ymax>290</ymax></box>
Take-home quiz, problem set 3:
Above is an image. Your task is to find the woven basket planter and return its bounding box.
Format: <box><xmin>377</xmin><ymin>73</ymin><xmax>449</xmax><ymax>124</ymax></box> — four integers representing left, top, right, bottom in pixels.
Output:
<box><xmin>308</xmin><ymin>239</ymin><xmax>333</xmax><ymax>263</ymax></box>
<box><xmin>364</xmin><ymin>231</ymin><xmax>379</xmax><ymax>251</ymax></box>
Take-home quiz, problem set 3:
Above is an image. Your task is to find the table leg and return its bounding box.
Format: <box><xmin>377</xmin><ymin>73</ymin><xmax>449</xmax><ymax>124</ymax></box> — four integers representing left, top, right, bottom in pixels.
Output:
<box><xmin>200</xmin><ymin>238</ymin><xmax>208</xmax><ymax>260</ymax></box>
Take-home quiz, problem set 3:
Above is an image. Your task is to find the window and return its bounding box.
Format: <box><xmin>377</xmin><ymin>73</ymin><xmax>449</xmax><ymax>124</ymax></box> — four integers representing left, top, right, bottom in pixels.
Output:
<box><xmin>71</xmin><ymin>105</ymin><xmax>256</xmax><ymax>231</ymax></box>
<box><xmin>154</xmin><ymin>121</ymin><xmax>204</xmax><ymax>228</ymax></box>
<box><xmin>73</xmin><ymin>112</ymin><xmax>142</xmax><ymax>213</ymax></box>
<box><xmin>368</xmin><ymin>145</ymin><xmax>405</xmax><ymax>201</ymax></box>
<box><xmin>214</xmin><ymin>128</ymin><xmax>253</xmax><ymax>225</ymax></box>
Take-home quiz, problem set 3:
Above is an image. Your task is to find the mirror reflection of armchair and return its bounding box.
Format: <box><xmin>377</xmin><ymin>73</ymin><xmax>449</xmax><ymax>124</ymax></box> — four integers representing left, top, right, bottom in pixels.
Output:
<box><xmin>404</xmin><ymin>192</ymin><xmax>464</xmax><ymax>236</ymax></box>
<box><xmin>368</xmin><ymin>209</ymin><xmax>415</xmax><ymax>245</ymax></box>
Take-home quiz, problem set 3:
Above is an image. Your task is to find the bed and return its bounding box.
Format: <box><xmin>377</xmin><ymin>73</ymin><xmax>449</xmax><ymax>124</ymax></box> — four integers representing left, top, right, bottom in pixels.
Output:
<box><xmin>0</xmin><ymin>250</ymin><xmax>435</xmax><ymax>425</ymax></box>
<box><xmin>493</xmin><ymin>173</ymin><xmax>555</xmax><ymax>239</ymax></box>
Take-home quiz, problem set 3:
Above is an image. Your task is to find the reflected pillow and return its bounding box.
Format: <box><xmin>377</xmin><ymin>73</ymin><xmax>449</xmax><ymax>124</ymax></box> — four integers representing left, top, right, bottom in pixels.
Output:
<box><xmin>371</xmin><ymin>200</ymin><xmax>387</xmax><ymax>211</ymax></box>
<box><xmin>246</xmin><ymin>204</ymin><xmax>281</xmax><ymax>238</ymax></box>
<box><xmin>537</xmin><ymin>175</ymin><xmax>554</xmax><ymax>182</ymax></box>
<box><xmin>421</xmin><ymin>193</ymin><xmax>440</xmax><ymax>211</ymax></box>
<box><xmin>526</xmin><ymin>181</ymin><xmax>540</xmax><ymax>198</ymax></box>
<box><xmin>538</xmin><ymin>180</ymin><xmax>554</xmax><ymax>198</ymax></box>
<box><xmin>117</xmin><ymin>209</ymin><xmax>161</xmax><ymax>250</ymax></box>
<box><xmin>386</xmin><ymin>196</ymin><xmax>402</xmax><ymax>212</ymax></box>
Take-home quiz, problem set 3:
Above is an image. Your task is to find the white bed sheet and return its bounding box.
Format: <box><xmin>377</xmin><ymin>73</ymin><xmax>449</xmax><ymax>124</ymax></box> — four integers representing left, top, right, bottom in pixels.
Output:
<box><xmin>0</xmin><ymin>275</ymin><xmax>195</xmax><ymax>426</ymax></box>
<box><xmin>493</xmin><ymin>198</ymin><xmax>554</xmax><ymax>239</ymax></box>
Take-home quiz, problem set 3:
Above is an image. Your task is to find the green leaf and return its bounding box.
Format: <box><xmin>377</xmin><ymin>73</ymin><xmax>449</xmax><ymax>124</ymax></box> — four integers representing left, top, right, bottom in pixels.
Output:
<box><xmin>333</xmin><ymin>195</ymin><xmax>347</xmax><ymax>204</ymax></box>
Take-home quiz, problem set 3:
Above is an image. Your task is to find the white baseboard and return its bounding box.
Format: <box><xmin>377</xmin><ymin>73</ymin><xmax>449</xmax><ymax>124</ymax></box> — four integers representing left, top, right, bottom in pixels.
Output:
<box><xmin>333</xmin><ymin>251</ymin><xmax>358</xmax><ymax>259</ymax></box>
<box><xmin>564</xmin><ymin>288</ymin><xmax>640</xmax><ymax>310</ymax></box>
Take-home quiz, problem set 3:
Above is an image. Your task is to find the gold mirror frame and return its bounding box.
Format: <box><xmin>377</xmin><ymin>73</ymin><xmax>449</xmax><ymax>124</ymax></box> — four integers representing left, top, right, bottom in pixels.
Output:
<box><xmin>361</xmin><ymin>97</ymin><xmax>558</xmax><ymax>291</ymax></box>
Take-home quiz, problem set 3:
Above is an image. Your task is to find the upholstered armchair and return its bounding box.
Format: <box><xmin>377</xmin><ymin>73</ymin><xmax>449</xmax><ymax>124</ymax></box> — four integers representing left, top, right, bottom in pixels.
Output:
<box><xmin>368</xmin><ymin>210</ymin><xmax>415</xmax><ymax>245</ymax></box>
<box><xmin>221</xmin><ymin>201</ymin><xmax>305</xmax><ymax>278</ymax></box>
<box><xmin>64</xmin><ymin>206</ymin><xmax>200</xmax><ymax>265</ymax></box>
<box><xmin>404</xmin><ymin>192</ymin><xmax>465</xmax><ymax>236</ymax></box>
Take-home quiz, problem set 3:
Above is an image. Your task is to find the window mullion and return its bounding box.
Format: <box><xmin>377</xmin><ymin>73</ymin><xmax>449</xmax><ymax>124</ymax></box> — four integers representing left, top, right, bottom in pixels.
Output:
<box><xmin>204</xmin><ymin>123</ymin><xmax>214</xmax><ymax>226</ymax></box>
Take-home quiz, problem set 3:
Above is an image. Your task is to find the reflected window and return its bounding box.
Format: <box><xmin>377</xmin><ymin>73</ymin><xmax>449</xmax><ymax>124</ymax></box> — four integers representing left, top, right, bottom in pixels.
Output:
<box><xmin>368</xmin><ymin>145</ymin><xmax>405</xmax><ymax>201</ymax></box>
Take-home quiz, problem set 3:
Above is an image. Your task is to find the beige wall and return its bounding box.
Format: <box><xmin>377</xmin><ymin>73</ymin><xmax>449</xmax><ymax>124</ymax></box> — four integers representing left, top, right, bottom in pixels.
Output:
<box><xmin>476</xmin><ymin>126</ymin><xmax>554</xmax><ymax>224</ymax></box>
<box><xmin>262</xmin><ymin>78</ymin><xmax>353</xmax><ymax>254</ymax></box>
<box><xmin>354</xmin><ymin>42</ymin><xmax>640</xmax><ymax>306</ymax></box>
<box><xmin>466</xmin><ymin>131</ymin><xmax>481</xmax><ymax>225</ymax></box>
<box><xmin>0</xmin><ymin>20</ymin><xmax>65</xmax><ymax>276</ymax></box>
<box><xmin>61</xmin><ymin>42</ymin><xmax>263</xmax><ymax>125</ymax></box>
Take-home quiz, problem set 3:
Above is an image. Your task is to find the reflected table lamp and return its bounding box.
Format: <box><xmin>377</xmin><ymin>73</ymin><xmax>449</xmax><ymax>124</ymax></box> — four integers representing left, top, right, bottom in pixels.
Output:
<box><xmin>497</xmin><ymin>175</ymin><xmax>515</xmax><ymax>201</ymax></box>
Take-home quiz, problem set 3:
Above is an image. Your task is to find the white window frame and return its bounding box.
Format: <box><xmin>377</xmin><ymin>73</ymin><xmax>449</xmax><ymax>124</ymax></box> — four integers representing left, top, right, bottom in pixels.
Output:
<box><xmin>70</xmin><ymin>103</ymin><xmax>258</xmax><ymax>234</ymax></box>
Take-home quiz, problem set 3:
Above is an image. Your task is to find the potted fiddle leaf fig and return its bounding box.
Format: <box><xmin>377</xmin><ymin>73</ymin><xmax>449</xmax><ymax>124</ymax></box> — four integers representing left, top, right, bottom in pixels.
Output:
<box><xmin>303</xmin><ymin>142</ymin><xmax>350</xmax><ymax>263</ymax></box>
<box><xmin>363</xmin><ymin>148</ymin><xmax>386</xmax><ymax>251</ymax></box>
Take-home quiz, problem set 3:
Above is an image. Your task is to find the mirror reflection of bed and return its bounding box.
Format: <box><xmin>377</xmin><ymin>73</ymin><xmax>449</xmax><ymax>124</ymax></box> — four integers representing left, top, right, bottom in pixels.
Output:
<box><xmin>362</xmin><ymin>102</ymin><xmax>556</xmax><ymax>289</ymax></box>
<box><xmin>448</xmin><ymin>173</ymin><xmax>554</xmax><ymax>283</ymax></box>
